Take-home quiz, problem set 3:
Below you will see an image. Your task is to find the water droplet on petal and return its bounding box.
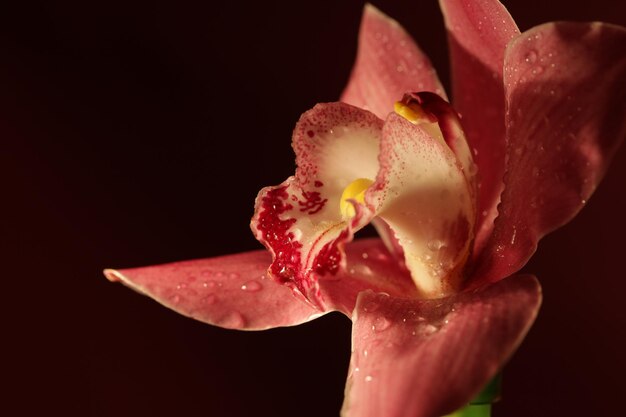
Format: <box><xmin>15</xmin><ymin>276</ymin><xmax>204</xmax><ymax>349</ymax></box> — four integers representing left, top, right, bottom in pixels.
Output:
<box><xmin>228</xmin><ymin>272</ymin><xmax>240</xmax><ymax>279</ymax></box>
<box><xmin>202</xmin><ymin>280</ymin><xmax>216</xmax><ymax>289</ymax></box>
<box><xmin>362</xmin><ymin>299</ymin><xmax>380</xmax><ymax>313</ymax></box>
<box><xmin>241</xmin><ymin>280</ymin><xmax>262</xmax><ymax>292</ymax></box>
<box><xmin>222</xmin><ymin>312</ymin><xmax>245</xmax><ymax>329</ymax></box>
<box><xmin>422</xmin><ymin>324</ymin><xmax>438</xmax><ymax>335</ymax></box>
<box><xmin>170</xmin><ymin>295</ymin><xmax>180</xmax><ymax>305</ymax></box>
<box><xmin>372</xmin><ymin>316</ymin><xmax>391</xmax><ymax>332</ymax></box>
<box><xmin>203</xmin><ymin>294</ymin><xmax>217</xmax><ymax>305</ymax></box>
<box><xmin>427</xmin><ymin>240</ymin><xmax>445</xmax><ymax>251</ymax></box>
<box><xmin>365</xmin><ymin>375</ymin><xmax>374</xmax><ymax>382</ymax></box>
<box><xmin>353</xmin><ymin>264</ymin><xmax>372</xmax><ymax>276</ymax></box>
<box><xmin>524</xmin><ymin>50</ymin><xmax>538</xmax><ymax>63</ymax></box>
<box><xmin>176</xmin><ymin>283</ymin><xmax>187</xmax><ymax>290</ymax></box>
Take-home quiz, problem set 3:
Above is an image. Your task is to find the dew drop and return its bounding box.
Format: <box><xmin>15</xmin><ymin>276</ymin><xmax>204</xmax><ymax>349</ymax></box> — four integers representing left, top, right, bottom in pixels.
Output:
<box><xmin>241</xmin><ymin>280</ymin><xmax>262</xmax><ymax>292</ymax></box>
<box><xmin>524</xmin><ymin>50</ymin><xmax>538</xmax><ymax>63</ymax></box>
<box><xmin>203</xmin><ymin>294</ymin><xmax>217</xmax><ymax>305</ymax></box>
<box><xmin>423</xmin><ymin>324</ymin><xmax>438</xmax><ymax>335</ymax></box>
<box><xmin>353</xmin><ymin>264</ymin><xmax>373</xmax><ymax>276</ymax></box>
<box><xmin>427</xmin><ymin>240</ymin><xmax>445</xmax><ymax>251</ymax></box>
<box><xmin>372</xmin><ymin>316</ymin><xmax>391</xmax><ymax>332</ymax></box>
<box><xmin>170</xmin><ymin>295</ymin><xmax>180</xmax><ymax>305</ymax></box>
<box><xmin>176</xmin><ymin>282</ymin><xmax>187</xmax><ymax>290</ymax></box>
<box><xmin>228</xmin><ymin>272</ymin><xmax>240</xmax><ymax>279</ymax></box>
<box><xmin>202</xmin><ymin>280</ymin><xmax>216</xmax><ymax>289</ymax></box>
<box><xmin>362</xmin><ymin>299</ymin><xmax>380</xmax><ymax>313</ymax></box>
<box><xmin>222</xmin><ymin>312</ymin><xmax>245</xmax><ymax>329</ymax></box>
<box><xmin>365</xmin><ymin>375</ymin><xmax>374</xmax><ymax>382</ymax></box>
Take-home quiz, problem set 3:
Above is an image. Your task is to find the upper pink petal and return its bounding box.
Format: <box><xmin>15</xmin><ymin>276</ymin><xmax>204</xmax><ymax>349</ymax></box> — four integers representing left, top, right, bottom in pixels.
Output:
<box><xmin>475</xmin><ymin>22</ymin><xmax>626</xmax><ymax>285</ymax></box>
<box><xmin>439</xmin><ymin>0</ymin><xmax>520</xmax><ymax>255</ymax></box>
<box><xmin>104</xmin><ymin>250</ymin><xmax>321</xmax><ymax>330</ymax></box>
<box><xmin>341</xmin><ymin>274</ymin><xmax>541</xmax><ymax>417</ymax></box>
<box><xmin>341</xmin><ymin>4</ymin><xmax>446</xmax><ymax>120</ymax></box>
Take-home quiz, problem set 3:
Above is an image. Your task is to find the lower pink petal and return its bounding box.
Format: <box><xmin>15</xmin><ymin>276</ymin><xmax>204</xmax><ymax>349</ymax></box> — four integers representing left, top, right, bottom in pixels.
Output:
<box><xmin>475</xmin><ymin>22</ymin><xmax>626</xmax><ymax>285</ymax></box>
<box><xmin>341</xmin><ymin>274</ymin><xmax>541</xmax><ymax>417</ymax></box>
<box><xmin>104</xmin><ymin>250</ymin><xmax>321</xmax><ymax>330</ymax></box>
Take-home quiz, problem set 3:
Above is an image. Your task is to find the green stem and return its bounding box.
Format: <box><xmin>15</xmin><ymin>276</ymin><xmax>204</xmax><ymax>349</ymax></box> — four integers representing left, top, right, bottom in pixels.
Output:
<box><xmin>444</xmin><ymin>403</ymin><xmax>491</xmax><ymax>417</ymax></box>
<box><xmin>443</xmin><ymin>373</ymin><xmax>502</xmax><ymax>417</ymax></box>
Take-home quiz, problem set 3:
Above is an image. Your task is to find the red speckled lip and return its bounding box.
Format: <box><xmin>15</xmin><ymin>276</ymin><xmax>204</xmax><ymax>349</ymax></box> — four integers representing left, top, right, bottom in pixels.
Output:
<box><xmin>251</xmin><ymin>103</ymin><xmax>384</xmax><ymax>306</ymax></box>
<box><xmin>252</xmin><ymin>90</ymin><xmax>478</xmax><ymax>302</ymax></box>
<box><xmin>255</xmin><ymin>186</ymin><xmax>302</xmax><ymax>285</ymax></box>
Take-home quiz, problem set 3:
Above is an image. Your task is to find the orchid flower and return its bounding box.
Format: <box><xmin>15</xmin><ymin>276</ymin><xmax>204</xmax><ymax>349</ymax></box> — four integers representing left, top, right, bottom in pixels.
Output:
<box><xmin>105</xmin><ymin>1</ymin><xmax>626</xmax><ymax>416</ymax></box>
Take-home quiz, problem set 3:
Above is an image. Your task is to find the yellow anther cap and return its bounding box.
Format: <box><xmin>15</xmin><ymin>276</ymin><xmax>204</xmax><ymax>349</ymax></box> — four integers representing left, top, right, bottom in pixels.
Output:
<box><xmin>340</xmin><ymin>178</ymin><xmax>373</xmax><ymax>219</ymax></box>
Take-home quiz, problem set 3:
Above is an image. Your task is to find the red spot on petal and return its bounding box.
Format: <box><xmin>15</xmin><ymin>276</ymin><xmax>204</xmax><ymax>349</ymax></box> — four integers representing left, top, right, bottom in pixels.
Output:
<box><xmin>298</xmin><ymin>190</ymin><xmax>328</xmax><ymax>214</ymax></box>
<box><xmin>256</xmin><ymin>187</ymin><xmax>302</xmax><ymax>285</ymax></box>
<box><xmin>314</xmin><ymin>180</ymin><xmax>324</xmax><ymax>188</ymax></box>
<box><xmin>313</xmin><ymin>230</ymin><xmax>347</xmax><ymax>276</ymax></box>
<box><xmin>307</xmin><ymin>130</ymin><xmax>315</xmax><ymax>138</ymax></box>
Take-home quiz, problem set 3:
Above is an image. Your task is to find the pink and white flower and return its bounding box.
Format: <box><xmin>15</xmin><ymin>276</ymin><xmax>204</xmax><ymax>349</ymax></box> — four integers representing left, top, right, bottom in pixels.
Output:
<box><xmin>105</xmin><ymin>1</ymin><xmax>626</xmax><ymax>416</ymax></box>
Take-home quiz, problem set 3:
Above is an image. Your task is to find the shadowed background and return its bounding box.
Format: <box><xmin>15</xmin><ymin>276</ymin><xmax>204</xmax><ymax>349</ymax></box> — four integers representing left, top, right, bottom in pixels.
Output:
<box><xmin>2</xmin><ymin>0</ymin><xmax>625</xmax><ymax>416</ymax></box>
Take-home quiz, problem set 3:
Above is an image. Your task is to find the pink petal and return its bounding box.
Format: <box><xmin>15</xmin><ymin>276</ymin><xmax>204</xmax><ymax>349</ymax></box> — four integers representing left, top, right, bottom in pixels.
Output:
<box><xmin>341</xmin><ymin>4</ymin><xmax>446</xmax><ymax>120</ymax></box>
<box><xmin>341</xmin><ymin>274</ymin><xmax>542</xmax><ymax>417</ymax></box>
<box><xmin>475</xmin><ymin>22</ymin><xmax>626</xmax><ymax>285</ymax></box>
<box><xmin>251</xmin><ymin>103</ymin><xmax>383</xmax><ymax>306</ymax></box>
<box><xmin>319</xmin><ymin>238</ymin><xmax>419</xmax><ymax>315</ymax></box>
<box><xmin>104</xmin><ymin>239</ymin><xmax>418</xmax><ymax>327</ymax></box>
<box><xmin>366</xmin><ymin>113</ymin><xmax>475</xmax><ymax>297</ymax></box>
<box><xmin>400</xmin><ymin>92</ymin><xmax>477</xmax><ymax>188</ymax></box>
<box><xmin>439</xmin><ymin>0</ymin><xmax>520</xmax><ymax>254</ymax></box>
<box><xmin>104</xmin><ymin>250</ymin><xmax>321</xmax><ymax>330</ymax></box>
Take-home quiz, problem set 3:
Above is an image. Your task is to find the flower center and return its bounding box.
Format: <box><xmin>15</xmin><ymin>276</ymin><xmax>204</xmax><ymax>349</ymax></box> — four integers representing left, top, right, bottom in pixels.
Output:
<box><xmin>393</xmin><ymin>100</ymin><xmax>432</xmax><ymax>123</ymax></box>
<box><xmin>340</xmin><ymin>178</ymin><xmax>374</xmax><ymax>219</ymax></box>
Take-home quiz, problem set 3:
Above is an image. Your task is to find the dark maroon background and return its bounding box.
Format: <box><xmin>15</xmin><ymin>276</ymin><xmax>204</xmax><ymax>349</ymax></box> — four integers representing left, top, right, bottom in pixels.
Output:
<box><xmin>3</xmin><ymin>1</ymin><xmax>625</xmax><ymax>416</ymax></box>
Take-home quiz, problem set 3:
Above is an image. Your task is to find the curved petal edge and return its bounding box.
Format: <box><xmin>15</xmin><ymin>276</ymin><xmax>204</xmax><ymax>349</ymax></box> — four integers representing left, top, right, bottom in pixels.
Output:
<box><xmin>476</xmin><ymin>21</ymin><xmax>626</xmax><ymax>285</ymax></box>
<box><xmin>341</xmin><ymin>274</ymin><xmax>542</xmax><ymax>417</ymax></box>
<box><xmin>104</xmin><ymin>250</ymin><xmax>322</xmax><ymax>330</ymax></box>
<box><xmin>341</xmin><ymin>4</ymin><xmax>446</xmax><ymax>119</ymax></box>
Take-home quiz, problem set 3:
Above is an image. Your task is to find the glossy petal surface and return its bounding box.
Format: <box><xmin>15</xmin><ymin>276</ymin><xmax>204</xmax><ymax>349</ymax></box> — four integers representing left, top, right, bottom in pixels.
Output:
<box><xmin>367</xmin><ymin>113</ymin><xmax>475</xmax><ymax>297</ymax></box>
<box><xmin>341</xmin><ymin>5</ymin><xmax>446</xmax><ymax>120</ymax></box>
<box><xmin>319</xmin><ymin>239</ymin><xmax>419</xmax><ymax>315</ymax></box>
<box><xmin>105</xmin><ymin>239</ymin><xmax>418</xmax><ymax>327</ymax></box>
<box><xmin>341</xmin><ymin>274</ymin><xmax>541</xmax><ymax>417</ymax></box>
<box><xmin>104</xmin><ymin>251</ymin><xmax>320</xmax><ymax>330</ymax></box>
<box><xmin>440</xmin><ymin>0</ymin><xmax>520</xmax><ymax>254</ymax></box>
<box><xmin>476</xmin><ymin>22</ymin><xmax>626</xmax><ymax>284</ymax></box>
